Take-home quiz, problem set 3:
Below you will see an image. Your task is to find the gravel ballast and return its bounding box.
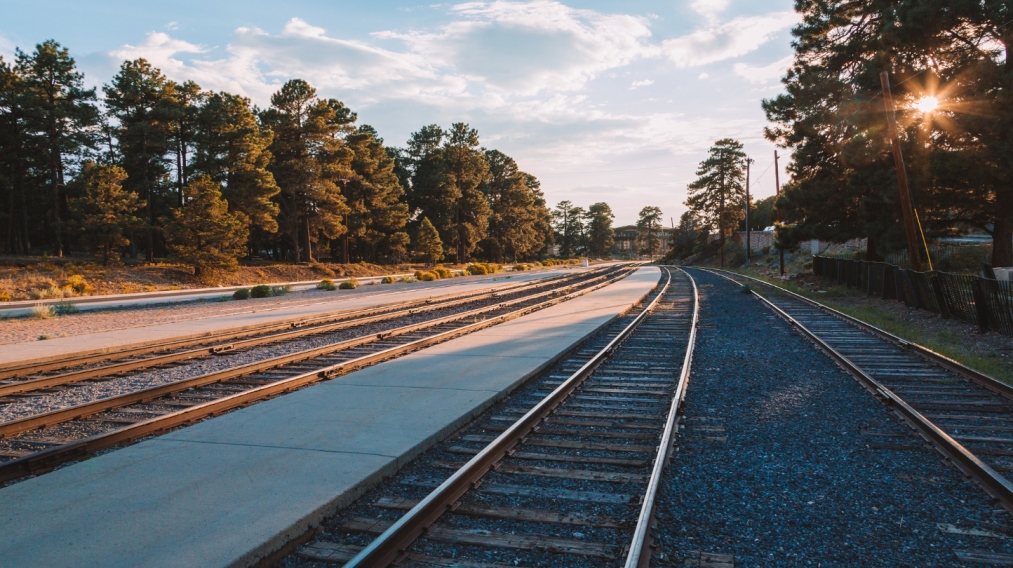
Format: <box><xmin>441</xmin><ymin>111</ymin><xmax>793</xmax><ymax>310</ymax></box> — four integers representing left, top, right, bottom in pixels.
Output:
<box><xmin>650</xmin><ymin>269</ymin><xmax>1013</xmax><ymax>566</ymax></box>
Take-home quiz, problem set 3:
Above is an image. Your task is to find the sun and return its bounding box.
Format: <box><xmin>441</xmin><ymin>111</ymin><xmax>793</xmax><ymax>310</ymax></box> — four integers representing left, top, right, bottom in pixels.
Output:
<box><xmin>914</xmin><ymin>96</ymin><xmax>939</xmax><ymax>113</ymax></box>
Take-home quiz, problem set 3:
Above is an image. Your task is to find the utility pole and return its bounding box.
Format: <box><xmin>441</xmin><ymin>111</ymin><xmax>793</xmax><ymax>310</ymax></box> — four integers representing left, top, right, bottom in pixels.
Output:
<box><xmin>745</xmin><ymin>157</ymin><xmax>753</xmax><ymax>267</ymax></box>
<box><xmin>879</xmin><ymin>71</ymin><xmax>924</xmax><ymax>271</ymax></box>
<box><xmin>774</xmin><ymin>150</ymin><xmax>785</xmax><ymax>275</ymax></box>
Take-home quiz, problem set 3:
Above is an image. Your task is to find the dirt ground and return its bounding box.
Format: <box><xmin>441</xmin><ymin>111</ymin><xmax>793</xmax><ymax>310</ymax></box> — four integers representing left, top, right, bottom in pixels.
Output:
<box><xmin>0</xmin><ymin>257</ymin><xmax>442</xmax><ymax>302</ymax></box>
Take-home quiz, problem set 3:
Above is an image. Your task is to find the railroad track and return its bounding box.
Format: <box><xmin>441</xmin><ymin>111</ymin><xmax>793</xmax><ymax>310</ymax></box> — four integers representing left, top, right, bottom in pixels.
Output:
<box><xmin>0</xmin><ymin>266</ymin><xmax>635</xmax><ymax>484</ymax></box>
<box><xmin>0</xmin><ymin>267</ymin><xmax>613</xmax><ymax>387</ymax></box>
<box><xmin>701</xmin><ymin>267</ymin><xmax>1013</xmax><ymax>514</ymax></box>
<box><xmin>290</xmin><ymin>266</ymin><xmax>698</xmax><ymax>568</ymax></box>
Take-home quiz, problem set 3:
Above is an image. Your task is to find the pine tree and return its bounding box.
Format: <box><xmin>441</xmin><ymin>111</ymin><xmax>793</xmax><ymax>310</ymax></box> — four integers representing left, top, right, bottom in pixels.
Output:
<box><xmin>686</xmin><ymin>139</ymin><xmax>746</xmax><ymax>267</ymax></box>
<box><xmin>166</xmin><ymin>80</ymin><xmax>203</xmax><ymax>207</ymax></box>
<box><xmin>343</xmin><ymin>125</ymin><xmax>409</xmax><ymax>263</ymax></box>
<box><xmin>164</xmin><ymin>176</ymin><xmax>248</xmax><ymax>278</ymax></box>
<box><xmin>442</xmin><ymin>123</ymin><xmax>490</xmax><ymax>263</ymax></box>
<box><xmin>480</xmin><ymin>150</ymin><xmax>547</xmax><ymax>262</ymax></box>
<box><xmin>0</xmin><ymin>56</ymin><xmax>33</xmax><ymax>254</ymax></box>
<box><xmin>262</xmin><ymin>80</ymin><xmax>350</xmax><ymax>262</ymax></box>
<box><xmin>415</xmin><ymin>216</ymin><xmax>443</xmax><ymax>266</ymax></box>
<box><xmin>636</xmin><ymin>206</ymin><xmax>663</xmax><ymax>258</ymax></box>
<box><xmin>193</xmin><ymin>92</ymin><xmax>279</xmax><ymax>238</ymax></box>
<box><xmin>586</xmin><ymin>202</ymin><xmax>615</xmax><ymax>258</ymax></box>
<box><xmin>104</xmin><ymin>58</ymin><xmax>173</xmax><ymax>261</ymax></box>
<box><xmin>552</xmin><ymin>200</ymin><xmax>582</xmax><ymax>258</ymax></box>
<box><xmin>69</xmin><ymin>162</ymin><xmax>141</xmax><ymax>265</ymax></box>
<box><xmin>21</xmin><ymin>40</ymin><xmax>98</xmax><ymax>257</ymax></box>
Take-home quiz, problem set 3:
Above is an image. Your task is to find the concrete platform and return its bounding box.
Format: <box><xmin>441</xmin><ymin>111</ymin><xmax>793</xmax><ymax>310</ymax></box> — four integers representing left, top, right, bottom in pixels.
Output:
<box><xmin>0</xmin><ymin>267</ymin><xmax>585</xmax><ymax>366</ymax></box>
<box><xmin>0</xmin><ymin>267</ymin><xmax>660</xmax><ymax>568</ymax></box>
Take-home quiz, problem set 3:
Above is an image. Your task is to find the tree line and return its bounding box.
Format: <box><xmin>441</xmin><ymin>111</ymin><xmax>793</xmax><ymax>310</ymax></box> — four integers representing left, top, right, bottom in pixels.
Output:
<box><xmin>0</xmin><ymin>40</ymin><xmax>584</xmax><ymax>274</ymax></box>
<box><xmin>763</xmin><ymin>1</ymin><xmax>1013</xmax><ymax>267</ymax></box>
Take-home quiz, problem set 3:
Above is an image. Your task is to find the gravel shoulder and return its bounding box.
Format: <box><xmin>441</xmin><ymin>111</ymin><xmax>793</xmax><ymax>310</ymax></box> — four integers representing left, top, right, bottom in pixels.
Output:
<box><xmin>652</xmin><ymin>269</ymin><xmax>1013</xmax><ymax>567</ymax></box>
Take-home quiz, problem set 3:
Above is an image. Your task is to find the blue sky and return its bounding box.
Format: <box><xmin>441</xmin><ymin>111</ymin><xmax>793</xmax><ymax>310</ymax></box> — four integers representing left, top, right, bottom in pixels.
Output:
<box><xmin>1</xmin><ymin>0</ymin><xmax>796</xmax><ymax>226</ymax></box>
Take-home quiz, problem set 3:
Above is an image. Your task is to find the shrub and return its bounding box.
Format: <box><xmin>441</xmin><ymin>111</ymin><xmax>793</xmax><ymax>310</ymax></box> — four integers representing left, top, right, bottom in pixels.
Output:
<box><xmin>0</xmin><ymin>291</ymin><xmax>10</xmax><ymax>302</ymax></box>
<box><xmin>339</xmin><ymin>277</ymin><xmax>358</xmax><ymax>290</ymax></box>
<box><xmin>432</xmin><ymin>266</ymin><xmax>453</xmax><ymax>279</ymax></box>
<box><xmin>317</xmin><ymin>279</ymin><xmax>337</xmax><ymax>291</ymax></box>
<box><xmin>414</xmin><ymin>270</ymin><xmax>426</xmax><ymax>280</ymax></box>
<box><xmin>31</xmin><ymin>304</ymin><xmax>55</xmax><ymax>319</ymax></box>
<box><xmin>513</xmin><ymin>264</ymin><xmax>527</xmax><ymax>271</ymax></box>
<box><xmin>271</xmin><ymin>285</ymin><xmax>291</xmax><ymax>296</ymax></box>
<box><xmin>400</xmin><ymin>275</ymin><xmax>417</xmax><ymax>283</ymax></box>
<box><xmin>54</xmin><ymin>302</ymin><xmax>80</xmax><ymax>315</ymax></box>
<box><xmin>381</xmin><ymin>276</ymin><xmax>396</xmax><ymax>284</ymax></box>
<box><xmin>466</xmin><ymin>264</ymin><xmax>488</xmax><ymax>275</ymax></box>
<box><xmin>761</xmin><ymin>245</ymin><xmax>771</xmax><ymax>256</ymax></box>
<box><xmin>418</xmin><ymin>271</ymin><xmax>438</xmax><ymax>281</ymax></box>
<box><xmin>233</xmin><ymin>288</ymin><xmax>251</xmax><ymax>300</ymax></box>
<box><xmin>250</xmin><ymin>284</ymin><xmax>272</xmax><ymax>298</ymax></box>
<box><xmin>740</xmin><ymin>284</ymin><xmax>752</xmax><ymax>295</ymax></box>
<box><xmin>63</xmin><ymin>274</ymin><xmax>93</xmax><ymax>295</ymax></box>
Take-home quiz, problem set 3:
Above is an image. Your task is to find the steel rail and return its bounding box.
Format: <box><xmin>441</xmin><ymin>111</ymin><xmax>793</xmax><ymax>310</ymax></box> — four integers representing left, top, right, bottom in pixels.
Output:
<box><xmin>706</xmin><ymin>267</ymin><xmax>1013</xmax><ymax>399</ymax></box>
<box><xmin>341</xmin><ymin>268</ymin><xmax>673</xmax><ymax>568</ymax></box>
<box><xmin>700</xmin><ymin>268</ymin><xmax>1013</xmax><ymax>513</ymax></box>
<box><xmin>0</xmin><ymin>268</ymin><xmax>636</xmax><ymax>483</ymax></box>
<box><xmin>0</xmin><ymin>269</ymin><xmax>595</xmax><ymax>381</ymax></box>
<box><xmin>0</xmin><ymin>268</ymin><xmax>619</xmax><ymax>397</ymax></box>
<box><xmin>624</xmin><ymin>267</ymin><xmax>699</xmax><ymax>568</ymax></box>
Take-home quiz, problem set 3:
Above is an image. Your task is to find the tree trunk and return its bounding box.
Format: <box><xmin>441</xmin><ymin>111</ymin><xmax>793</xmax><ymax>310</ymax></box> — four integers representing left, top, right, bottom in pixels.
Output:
<box><xmin>303</xmin><ymin>216</ymin><xmax>313</xmax><ymax>263</ymax></box>
<box><xmin>50</xmin><ymin>141</ymin><xmax>62</xmax><ymax>257</ymax></box>
<box><xmin>993</xmin><ymin>218</ymin><xmax>1013</xmax><ymax>267</ymax></box>
<box><xmin>719</xmin><ymin>231</ymin><xmax>726</xmax><ymax>268</ymax></box>
<box><xmin>866</xmin><ymin>234</ymin><xmax>883</xmax><ymax>262</ymax></box>
<box><xmin>142</xmin><ymin>132</ymin><xmax>154</xmax><ymax>262</ymax></box>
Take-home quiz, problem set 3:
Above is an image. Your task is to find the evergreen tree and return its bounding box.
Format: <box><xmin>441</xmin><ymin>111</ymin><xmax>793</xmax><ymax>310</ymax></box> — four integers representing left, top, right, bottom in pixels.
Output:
<box><xmin>0</xmin><ymin>56</ymin><xmax>33</xmax><ymax>254</ymax></box>
<box><xmin>164</xmin><ymin>175</ymin><xmax>248</xmax><ymax>278</ymax></box>
<box><xmin>636</xmin><ymin>206</ymin><xmax>663</xmax><ymax>257</ymax></box>
<box><xmin>442</xmin><ymin>123</ymin><xmax>490</xmax><ymax>262</ymax></box>
<box><xmin>166</xmin><ymin>80</ymin><xmax>203</xmax><ymax>207</ymax></box>
<box><xmin>686</xmin><ymin>139</ymin><xmax>746</xmax><ymax>267</ymax></box>
<box><xmin>415</xmin><ymin>216</ymin><xmax>443</xmax><ymax>266</ymax></box>
<box><xmin>586</xmin><ymin>202</ymin><xmax>615</xmax><ymax>258</ymax></box>
<box><xmin>104</xmin><ymin>58</ymin><xmax>173</xmax><ymax>261</ymax></box>
<box><xmin>20</xmin><ymin>40</ymin><xmax>98</xmax><ymax>257</ymax></box>
<box><xmin>262</xmin><ymin>79</ymin><xmax>350</xmax><ymax>262</ymax></box>
<box><xmin>69</xmin><ymin>162</ymin><xmax>141</xmax><ymax>265</ymax></box>
<box><xmin>193</xmin><ymin>91</ymin><xmax>279</xmax><ymax>238</ymax></box>
<box><xmin>480</xmin><ymin>150</ymin><xmax>548</xmax><ymax>262</ymax></box>
<box><xmin>552</xmin><ymin>200</ymin><xmax>583</xmax><ymax>258</ymax></box>
<box><xmin>344</xmin><ymin>125</ymin><xmax>410</xmax><ymax>263</ymax></box>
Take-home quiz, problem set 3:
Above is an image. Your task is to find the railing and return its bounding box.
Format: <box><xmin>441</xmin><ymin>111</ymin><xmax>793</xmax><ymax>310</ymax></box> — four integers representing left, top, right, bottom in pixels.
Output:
<box><xmin>812</xmin><ymin>256</ymin><xmax>1013</xmax><ymax>337</ymax></box>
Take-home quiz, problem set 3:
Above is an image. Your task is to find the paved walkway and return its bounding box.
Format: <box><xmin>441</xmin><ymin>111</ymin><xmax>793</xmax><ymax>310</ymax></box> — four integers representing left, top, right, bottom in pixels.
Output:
<box><xmin>0</xmin><ymin>267</ymin><xmax>660</xmax><ymax>568</ymax></box>
<box><xmin>0</xmin><ymin>267</ymin><xmax>580</xmax><ymax>366</ymax></box>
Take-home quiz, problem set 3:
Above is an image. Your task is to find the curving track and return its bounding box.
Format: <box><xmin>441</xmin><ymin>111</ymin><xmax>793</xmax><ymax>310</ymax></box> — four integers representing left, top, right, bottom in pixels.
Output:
<box><xmin>0</xmin><ymin>265</ymin><xmax>634</xmax><ymax>484</ymax></box>
<box><xmin>286</xmin><ymin>266</ymin><xmax>698</xmax><ymax>568</ymax></box>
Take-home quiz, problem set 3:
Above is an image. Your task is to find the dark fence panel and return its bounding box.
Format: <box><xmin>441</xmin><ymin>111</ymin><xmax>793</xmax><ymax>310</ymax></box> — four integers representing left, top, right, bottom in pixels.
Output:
<box><xmin>810</xmin><ymin>256</ymin><xmax>1013</xmax><ymax>337</ymax></box>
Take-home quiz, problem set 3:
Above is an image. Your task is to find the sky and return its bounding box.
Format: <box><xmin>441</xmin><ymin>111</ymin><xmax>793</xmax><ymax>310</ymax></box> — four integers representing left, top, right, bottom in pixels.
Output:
<box><xmin>0</xmin><ymin>0</ymin><xmax>796</xmax><ymax>226</ymax></box>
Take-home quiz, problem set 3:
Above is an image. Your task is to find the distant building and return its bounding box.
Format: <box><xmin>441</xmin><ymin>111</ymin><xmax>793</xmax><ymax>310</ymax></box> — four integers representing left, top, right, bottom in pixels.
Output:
<box><xmin>612</xmin><ymin>225</ymin><xmax>675</xmax><ymax>258</ymax></box>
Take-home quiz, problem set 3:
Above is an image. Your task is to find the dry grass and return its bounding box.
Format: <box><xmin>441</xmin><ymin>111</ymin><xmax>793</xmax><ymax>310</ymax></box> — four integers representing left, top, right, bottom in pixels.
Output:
<box><xmin>0</xmin><ymin>256</ymin><xmax>448</xmax><ymax>302</ymax></box>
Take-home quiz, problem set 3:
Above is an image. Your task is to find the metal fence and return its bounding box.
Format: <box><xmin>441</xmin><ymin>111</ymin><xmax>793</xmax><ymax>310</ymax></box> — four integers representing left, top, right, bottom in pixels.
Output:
<box><xmin>812</xmin><ymin>256</ymin><xmax>1013</xmax><ymax>337</ymax></box>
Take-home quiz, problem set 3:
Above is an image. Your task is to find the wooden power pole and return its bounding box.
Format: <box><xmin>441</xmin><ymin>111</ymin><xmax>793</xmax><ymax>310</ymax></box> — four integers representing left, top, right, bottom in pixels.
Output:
<box><xmin>879</xmin><ymin>71</ymin><xmax>924</xmax><ymax>271</ymax></box>
<box><xmin>745</xmin><ymin>157</ymin><xmax>753</xmax><ymax>266</ymax></box>
<box><xmin>774</xmin><ymin>150</ymin><xmax>785</xmax><ymax>275</ymax></box>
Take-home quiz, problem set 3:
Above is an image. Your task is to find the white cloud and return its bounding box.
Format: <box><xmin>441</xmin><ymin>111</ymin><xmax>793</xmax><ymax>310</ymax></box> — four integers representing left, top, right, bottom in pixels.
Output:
<box><xmin>166</xmin><ymin>21</ymin><xmax>179</xmax><ymax>31</ymax></box>
<box><xmin>733</xmin><ymin>55</ymin><xmax>792</xmax><ymax>84</ymax></box>
<box><xmin>689</xmin><ymin>0</ymin><xmax>730</xmax><ymax>23</ymax></box>
<box><xmin>630</xmin><ymin>79</ymin><xmax>653</xmax><ymax>89</ymax></box>
<box><xmin>662</xmin><ymin>11</ymin><xmax>797</xmax><ymax>67</ymax></box>
<box><xmin>0</xmin><ymin>35</ymin><xmax>15</xmax><ymax>60</ymax></box>
<box><xmin>378</xmin><ymin>1</ymin><xmax>656</xmax><ymax>95</ymax></box>
<box><xmin>698</xmin><ymin>72</ymin><xmax>709</xmax><ymax>80</ymax></box>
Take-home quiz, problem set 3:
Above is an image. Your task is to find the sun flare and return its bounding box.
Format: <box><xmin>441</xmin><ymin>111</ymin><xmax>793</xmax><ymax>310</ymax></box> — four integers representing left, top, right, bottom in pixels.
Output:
<box><xmin>915</xmin><ymin>96</ymin><xmax>939</xmax><ymax>113</ymax></box>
